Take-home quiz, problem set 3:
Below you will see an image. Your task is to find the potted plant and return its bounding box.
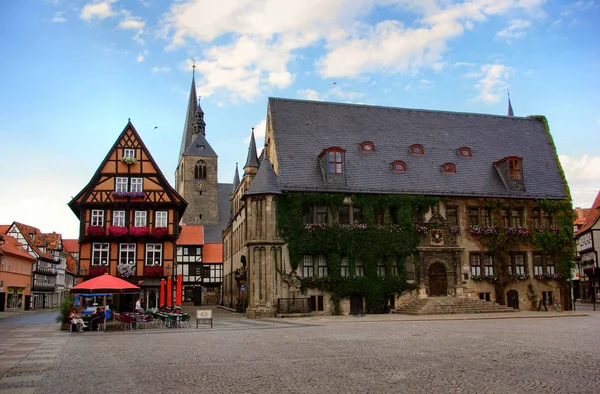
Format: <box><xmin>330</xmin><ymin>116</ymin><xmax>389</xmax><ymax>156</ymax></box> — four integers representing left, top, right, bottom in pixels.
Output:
<box><xmin>151</xmin><ymin>227</ymin><xmax>168</xmax><ymax>238</ymax></box>
<box><xmin>87</xmin><ymin>226</ymin><xmax>105</xmax><ymax>236</ymax></box>
<box><xmin>130</xmin><ymin>226</ymin><xmax>149</xmax><ymax>236</ymax></box>
<box><xmin>120</xmin><ymin>157</ymin><xmax>138</xmax><ymax>165</ymax></box>
<box><xmin>108</xmin><ymin>226</ymin><xmax>129</xmax><ymax>237</ymax></box>
<box><xmin>117</xmin><ymin>263</ymin><xmax>136</xmax><ymax>278</ymax></box>
<box><xmin>56</xmin><ymin>294</ymin><xmax>76</xmax><ymax>329</ymax></box>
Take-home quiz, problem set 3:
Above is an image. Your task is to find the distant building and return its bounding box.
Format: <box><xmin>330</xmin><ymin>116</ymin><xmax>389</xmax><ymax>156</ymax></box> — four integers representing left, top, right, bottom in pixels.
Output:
<box><xmin>575</xmin><ymin>191</ymin><xmax>600</xmax><ymax>302</ymax></box>
<box><xmin>0</xmin><ymin>234</ymin><xmax>35</xmax><ymax>310</ymax></box>
<box><xmin>223</xmin><ymin>98</ymin><xmax>574</xmax><ymax>317</ymax></box>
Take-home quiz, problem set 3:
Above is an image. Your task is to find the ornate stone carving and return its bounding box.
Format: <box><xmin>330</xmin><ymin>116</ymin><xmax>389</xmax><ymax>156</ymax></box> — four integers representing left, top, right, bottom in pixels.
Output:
<box><xmin>282</xmin><ymin>270</ymin><xmax>302</xmax><ymax>293</ymax></box>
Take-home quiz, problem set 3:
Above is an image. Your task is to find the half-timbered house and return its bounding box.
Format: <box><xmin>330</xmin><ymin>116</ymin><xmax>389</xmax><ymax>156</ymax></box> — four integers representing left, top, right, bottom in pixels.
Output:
<box><xmin>68</xmin><ymin>121</ymin><xmax>187</xmax><ymax>311</ymax></box>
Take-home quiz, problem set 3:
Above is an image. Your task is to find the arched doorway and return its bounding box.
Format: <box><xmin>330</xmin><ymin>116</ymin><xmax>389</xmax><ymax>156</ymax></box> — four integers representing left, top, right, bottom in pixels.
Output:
<box><xmin>507</xmin><ymin>290</ymin><xmax>519</xmax><ymax>309</ymax></box>
<box><xmin>429</xmin><ymin>263</ymin><xmax>447</xmax><ymax>296</ymax></box>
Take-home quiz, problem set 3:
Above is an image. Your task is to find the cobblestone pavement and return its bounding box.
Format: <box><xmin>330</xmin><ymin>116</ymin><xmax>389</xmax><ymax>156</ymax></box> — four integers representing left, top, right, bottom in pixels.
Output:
<box><xmin>19</xmin><ymin>309</ymin><xmax>598</xmax><ymax>394</ymax></box>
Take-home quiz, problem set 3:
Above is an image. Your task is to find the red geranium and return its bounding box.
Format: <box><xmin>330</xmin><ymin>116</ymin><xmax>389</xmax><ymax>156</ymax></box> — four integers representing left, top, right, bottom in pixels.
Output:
<box><xmin>144</xmin><ymin>266</ymin><xmax>164</xmax><ymax>277</ymax></box>
<box><xmin>130</xmin><ymin>226</ymin><xmax>149</xmax><ymax>236</ymax></box>
<box><xmin>151</xmin><ymin>227</ymin><xmax>168</xmax><ymax>238</ymax></box>
<box><xmin>89</xmin><ymin>265</ymin><xmax>108</xmax><ymax>277</ymax></box>
<box><xmin>108</xmin><ymin>226</ymin><xmax>129</xmax><ymax>237</ymax></box>
<box><xmin>87</xmin><ymin>226</ymin><xmax>105</xmax><ymax>236</ymax></box>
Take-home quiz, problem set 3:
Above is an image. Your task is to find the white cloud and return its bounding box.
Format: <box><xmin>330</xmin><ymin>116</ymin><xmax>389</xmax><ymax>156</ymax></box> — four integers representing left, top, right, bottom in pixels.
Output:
<box><xmin>51</xmin><ymin>12</ymin><xmax>67</xmax><ymax>23</ymax></box>
<box><xmin>470</xmin><ymin>64</ymin><xmax>512</xmax><ymax>103</ymax></box>
<box><xmin>454</xmin><ymin>61</ymin><xmax>475</xmax><ymax>67</ymax></box>
<box><xmin>152</xmin><ymin>66</ymin><xmax>171</xmax><ymax>72</ymax></box>
<box><xmin>297</xmin><ymin>89</ymin><xmax>322</xmax><ymax>101</ymax></box>
<box><xmin>81</xmin><ymin>0</ymin><xmax>115</xmax><ymax>21</ymax></box>
<box><xmin>559</xmin><ymin>154</ymin><xmax>600</xmax><ymax>208</ymax></box>
<box><xmin>137</xmin><ymin>50</ymin><xmax>148</xmax><ymax>63</ymax></box>
<box><xmin>161</xmin><ymin>0</ymin><xmax>546</xmax><ymax>101</ymax></box>
<box><xmin>244</xmin><ymin>119</ymin><xmax>267</xmax><ymax>149</ymax></box>
<box><xmin>495</xmin><ymin>19</ymin><xmax>531</xmax><ymax>41</ymax></box>
<box><xmin>118</xmin><ymin>17</ymin><xmax>145</xmax><ymax>30</ymax></box>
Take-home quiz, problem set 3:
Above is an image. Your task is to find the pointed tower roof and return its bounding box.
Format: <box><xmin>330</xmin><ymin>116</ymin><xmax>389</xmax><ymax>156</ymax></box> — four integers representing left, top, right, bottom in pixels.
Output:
<box><xmin>183</xmin><ymin>132</ymin><xmax>217</xmax><ymax>157</ymax></box>
<box><xmin>246</xmin><ymin>158</ymin><xmax>282</xmax><ymax>195</ymax></box>
<box><xmin>244</xmin><ymin>128</ymin><xmax>259</xmax><ymax>169</ymax></box>
<box><xmin>232</xmin><ymin>163</ymin><xmax>240</xmax><ymax>193</ymax></box>
<box><xmin>507</xmin><ymin>92</ymin><xmax>514</xmax><ymax>117</ymax></box>
<box><xmin>179</xmin><ymin>71</ymin><xmax>199</xmax><ymax>158</ymax></box>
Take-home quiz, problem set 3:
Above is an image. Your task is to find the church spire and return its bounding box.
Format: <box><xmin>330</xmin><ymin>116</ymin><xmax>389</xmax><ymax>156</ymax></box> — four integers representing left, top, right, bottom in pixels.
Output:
<box><xmin>507</xmin><ymin>90</ymin><xmax>514</xmax><ymax>117</ymax></box>
<box><xmin>178</xmin><ymin>64</ymin><xmax>200</xmax><ymax>159</ymax></box>
<box><xmin>232</xmin><ymin>162</ymin><xmax>240</xmax><ymax>194</ymax></box>
<box><xmin>244</xmin><ymin>127</ymin><xmax>259</xmax><ymax>171</ymax></box>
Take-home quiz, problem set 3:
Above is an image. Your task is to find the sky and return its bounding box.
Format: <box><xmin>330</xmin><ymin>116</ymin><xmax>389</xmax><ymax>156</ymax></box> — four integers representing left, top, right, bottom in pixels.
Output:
<box><xmin>0</xmin><ymin>0</ymin><xmax>599</xmax><ymax>239</ymax></box>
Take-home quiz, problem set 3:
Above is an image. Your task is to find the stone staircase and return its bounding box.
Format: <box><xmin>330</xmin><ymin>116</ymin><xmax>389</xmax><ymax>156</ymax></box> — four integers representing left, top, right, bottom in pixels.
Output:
<box><xmin>393</xmin><ymin>297</ymin><xmax>517</xmax><ymax>315</ymax></box>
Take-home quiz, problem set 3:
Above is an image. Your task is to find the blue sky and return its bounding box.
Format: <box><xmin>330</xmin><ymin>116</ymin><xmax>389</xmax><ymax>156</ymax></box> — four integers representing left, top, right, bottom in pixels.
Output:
<box><xmin>1</xmin><ymin>0</ymin><xmax>599</xmax><ymax>239</ymax></box>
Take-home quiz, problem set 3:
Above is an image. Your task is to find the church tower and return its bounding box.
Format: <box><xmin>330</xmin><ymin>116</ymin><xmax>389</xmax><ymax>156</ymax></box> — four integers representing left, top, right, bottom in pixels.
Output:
<box><xmin>175</xmin><ymin>66</ymin><xmax>219</xmax><ymax>225</ymax></box>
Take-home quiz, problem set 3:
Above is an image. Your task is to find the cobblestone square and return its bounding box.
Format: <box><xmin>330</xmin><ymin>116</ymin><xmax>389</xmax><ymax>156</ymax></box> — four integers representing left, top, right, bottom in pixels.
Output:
<box><xmin>1</xmin><ymin>309</ymin><xmax>600</xmax><ymax>393</ymax></box>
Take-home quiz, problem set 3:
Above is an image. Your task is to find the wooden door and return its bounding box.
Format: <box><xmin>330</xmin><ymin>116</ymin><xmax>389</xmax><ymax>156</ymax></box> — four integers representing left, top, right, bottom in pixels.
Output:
<box><xmin>429</xmin><ymin>263</ymin><xmax>447</xmax><ymax>296</ymax></box>
<box><xmin>193</xmin><ymin>287</ymin><xmax>203</xmax><ymax>306</ymax></box>
<box><xmin>350</xmin><ymin>294</ymin><xmax>364</xmax><ymax>315</ymax></box>
<box><xmin>507</xmin><ymin>290</ymin><xmax>519</xmax><ymax>309</ymax></box>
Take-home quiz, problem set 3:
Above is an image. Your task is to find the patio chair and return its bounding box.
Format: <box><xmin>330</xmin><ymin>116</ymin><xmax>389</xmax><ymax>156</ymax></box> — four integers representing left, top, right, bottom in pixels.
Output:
<box><xmin>180</xmin><ymin>313</ymin><xmax>191</xmax><ymax>328</ymax></box>
<box><xmin>91</xmin><ymin>316</ymin><xmax>106</xmax><ymax>331</ymax></box>
<box><xmin>119</xmin><ymin>314</ymin><xmax>134</xmax><ymax>330</ymax></box>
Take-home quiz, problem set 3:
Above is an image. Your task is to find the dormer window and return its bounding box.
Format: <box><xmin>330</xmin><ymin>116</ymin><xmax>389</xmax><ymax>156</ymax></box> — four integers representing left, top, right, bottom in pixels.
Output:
<box><xmin>317</xmin><ymin>147</ymin><xmax>347</xmax><ymax>185</ymax></box>
<box><xmin>361</xmin><ymin>141</ymin><xmax>374</xmax><ymax>152</ymax></box>
<box><xmin>457</xmin><ymin>147</ymin><xmax>471</xmax><ymax>158</ymax></box>
<box><xmin>441</xmin><ymin>163</ymin><xmax>456</xmax><ymax>174</ymax></box>
<box><xmin>509</xmin><ymin>158</ymin><xmax>522</xmax><ymax>181</ymax></box>
<box><xmin>392</xmin><ymin>161</ymin><xmax>406</xmax><ymax>173</ymax></box>
<box><xmin>410</xmin><ymin>144</ymin><xmax>424</xmax><ymax>155</ymax></box>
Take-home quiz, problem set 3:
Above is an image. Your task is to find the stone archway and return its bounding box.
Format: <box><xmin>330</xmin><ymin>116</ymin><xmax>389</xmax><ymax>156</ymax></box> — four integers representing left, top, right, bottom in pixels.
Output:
<box><xmin>506</xmin><ymin>289</ymin><xmax>519</xmax><ymax>309</ymax></box>
<box><xmin>429</xmin><ymin>263</ymin><xmax>447</xmax><ymax>296</ymax></box>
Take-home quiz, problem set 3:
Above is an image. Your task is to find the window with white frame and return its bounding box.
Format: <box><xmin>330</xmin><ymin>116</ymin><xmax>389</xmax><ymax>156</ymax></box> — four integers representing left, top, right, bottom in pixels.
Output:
<box><xmin>155</xmin><ymin>211</ymin><xmax>168</xmax><ymax>227</ymax></box>
<box><xmin>146</xmin><ymin>244</ymin><xmax>162</xmax><ymax>266</ymax></box>
<box><xmin>134</xmin><ymin>211</ymin><xmax>147</xmax><ymax>227</ymax></box>
<box><xmin>116</xmin><ymin>177</ymin><xmax>128</xmax><ymax>192</ymax></box>
<box><xmin>91</xmin><ymin>243</ymin><xmax>109</xmax><ymax>265</ymax></box>
<box><xmin>510</xmin><ymin>253</ymin><xmax>526</xmax><ymax>275</ymax></box>
<box><xmin>91</xmin><ymin>210</ymin><xmax>104</xmax><ymax>226</ymax></box>
<box><xmin>113</xmin><ymin>211</ymin><xmax>126</xmax><ymax>227</ymax></box>
<box><xmin>377</xmin><ymin>260</ymin><xmax>386</xmax><ymax>277</ymax></box>
<box><xmin>470</xmin><ymin>254</ymin><xmax>482</xmax><ymax>276</ymax></box>
<box><xmin>546</xmin><ymin>256</ymin><xmax>555</xmax><ymax>274</ymax></box>
<box><xmin>119</xmin><ymin>243</ymin><xmax>136</xmax><ymax>265</ymax></box>
<box><xmin>341</xmin><ymin>257</ymin><xmax>350</xmax><ymax>277</ymax></box>
<box><xmin>123</xmin><ymin>148</ymin><xmax>135</xmax><ymax>158</ymax></box>
<box><xmin>131</xmin><ymin>178</ymin><xmax>143</xmax><ymax>193</ymax></box>
<box><xmin>533</xmin><ymin>254</ymin><xmax>544</xmax><ymax>275</ymax></box>
<box><xmin>483</xmin><ymin>255</ymin><xmax>495</xmax><ymax>275</ymax></box>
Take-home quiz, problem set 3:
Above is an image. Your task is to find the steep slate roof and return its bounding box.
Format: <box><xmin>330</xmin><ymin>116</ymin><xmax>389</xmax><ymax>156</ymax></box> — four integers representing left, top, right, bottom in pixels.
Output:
<box><xmin>182</xmin><ymin>132</ymin><xmax>217</xmax><ymax>157</ymax></box>
<box><xmin>244</xmin><ymin>129</ymin><xmax>259</xmax><ymax>168</ymax></box>
<box><xmin>179</xmin><ymin>74</ymin><xmax>202</xmax><ymax>158</ymax></box>
<box><xmin>204</xmin><ymin>182</ymin><xmax>233</xmax><ymax>243</ymax></box>
<box><xmin>232</xmin><ymin>163</ymin><xmax>240</xmax><ymax>194</ymax></box>
<box><xmin>246</xmin><ymin>158</ymin><xmax>282</xmax><ymax>195</ymax></box>
<box><xmin>268</xmin><ymin>98</ymin><xmax>567</xmax><ymax>200</ymax></box>
<box><xmin>578</xmin><ymin>191</ymin><xmax>600</xmax><ymax>234</ymax></box>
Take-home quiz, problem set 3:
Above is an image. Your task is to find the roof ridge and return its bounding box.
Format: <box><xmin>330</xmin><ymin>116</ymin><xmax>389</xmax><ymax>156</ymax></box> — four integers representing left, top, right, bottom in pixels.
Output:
<box><xmin>268</xmin><ymin>97</ymin><xmax>535</xmax><ymax>121</ymax></box>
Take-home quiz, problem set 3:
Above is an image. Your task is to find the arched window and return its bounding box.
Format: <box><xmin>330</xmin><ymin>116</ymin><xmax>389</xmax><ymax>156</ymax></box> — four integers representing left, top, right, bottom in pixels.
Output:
<box><xmin>391</xmin><ymin>160</ymin><xmax>406</xmax><ymax>173</ymax></box>
<box><xmin>195</xmin><ymin>160</ymin><xmax>206</xmax><ymax>179</ymax></box>
<box><xmin>441</xmin><ymin>163</ymin><xmax>456</xmax><ymax>174</ymax></box>
<box><xmin>410</xmin><ymin>144</ymin><xmax>424</xmax><ymax>155</ymax></box>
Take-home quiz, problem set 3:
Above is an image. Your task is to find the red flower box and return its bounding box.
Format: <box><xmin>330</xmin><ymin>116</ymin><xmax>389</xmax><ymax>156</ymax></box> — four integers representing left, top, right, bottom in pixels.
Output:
<box><xmin>108</xmin><ymin>226</ymin><xmax>129</xmax><ymax>237</ymax></box>
<box><xmin>130</xmin><ymin>226</ymin><xmax>149</xmax><ymax>236</ymax></box>
<box><xmin>89</xmin><ymin>265</ymin><xmax>108</xmax><ymax>277</ymax></box>
<box><xmin>144</xmin><ymin>265</ymin><xmax>164</xmax><ymax>277</ymax></box>
<box><xmin>87</xmin><ymin>226</ymin><xmax>105</xmax><ymax>236</ymax></box>
<box><xmin>151</xmin><ymin>227</ymin><xmax>168</xmax><ymax>238</ymax></box>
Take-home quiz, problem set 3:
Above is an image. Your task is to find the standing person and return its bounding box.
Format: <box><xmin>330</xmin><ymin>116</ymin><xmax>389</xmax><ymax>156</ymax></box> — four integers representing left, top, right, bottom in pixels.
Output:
<box><xmin>135</xmin><ymin>297</ymin><xmax>143</xmax><ymax>312</ymax></box>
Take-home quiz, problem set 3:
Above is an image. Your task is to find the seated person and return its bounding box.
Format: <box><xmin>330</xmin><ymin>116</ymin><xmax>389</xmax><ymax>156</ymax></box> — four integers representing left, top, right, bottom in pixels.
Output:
<box><xmin>68</xmin><ymin>308</ymin><xmax>88</xmax><ymax>331</ymax></box>
<box><xmin>173</xmin><ymin>306</ymin><xmax>182</xmax><ymax>314</ymax></box>
<box><xmin>91</xmin><ymin>307</ymin><xmax>106</xmax><ymax>331</ymax></box>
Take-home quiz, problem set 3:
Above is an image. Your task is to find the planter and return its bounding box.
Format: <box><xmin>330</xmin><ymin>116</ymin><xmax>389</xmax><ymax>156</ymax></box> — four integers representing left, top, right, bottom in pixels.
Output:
<box><xmin>117</xmin><ymin>263</ymin><xmax>136</xmax><ymax>278</ymax></box>
<box><xmin>87</xmin><ymin>226</ymin><xmax>105</xmax><ymax>236</ymax></box>
<box><xmin>130</xmin><ymin>226</ymin><xmax>149</xmax><ymax>236</ymax></box>
<box><xmin>144</xmin><ymin>266</ymin><xmax>164</xmax><ymax>277</ymax></box>
<box><xmin>113</xmin><ymin>191</ymin><xmax>145</xmax><ymax>199</ymax></box>
<box><xmin>120</xmin><ymin>157</ymin><xmax>138</xmax><ymax>165</ymax></box>
<box><xmin>108</xmin><ymin>226</ymin><xmax>129</xmax><ymax>237</ymax></box>
<box><xmin>89</xmin><ymin>265</ymin><xmax>108</xmax><ymax>277</ymax></box>
<box><xmin>151</xmin><ymin>227</ymin><xmax>168</xmax><ymax>238</ymax></box>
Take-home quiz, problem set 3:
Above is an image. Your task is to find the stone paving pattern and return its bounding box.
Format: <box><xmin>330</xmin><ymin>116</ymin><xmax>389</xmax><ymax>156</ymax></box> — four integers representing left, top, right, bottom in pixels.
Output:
<box><xmin>0</xmin><ymin>307</ymin><xmax>599</xmax><ymax>393</ymax></box>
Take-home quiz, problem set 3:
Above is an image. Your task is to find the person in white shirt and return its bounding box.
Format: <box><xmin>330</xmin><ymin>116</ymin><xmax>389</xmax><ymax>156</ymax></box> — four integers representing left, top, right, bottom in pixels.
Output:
<box><xmin>135</xmin><ymin>298</ymin><xmax>142</xmax><ymax>312</ymax></box>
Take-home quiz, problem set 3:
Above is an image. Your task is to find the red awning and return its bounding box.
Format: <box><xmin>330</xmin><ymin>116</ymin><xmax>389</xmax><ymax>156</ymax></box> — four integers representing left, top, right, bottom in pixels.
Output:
<box><xmin>71</xmin><ymin>273</ymin><xmax>141</xmax><ymax>294</ymax></box>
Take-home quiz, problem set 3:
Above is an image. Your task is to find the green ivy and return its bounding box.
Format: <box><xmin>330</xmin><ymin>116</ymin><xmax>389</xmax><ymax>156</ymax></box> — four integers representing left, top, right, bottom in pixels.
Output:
<box><xmin>277</xmin><ymin>193</ymin><xmax>436</xmax><ymax>314</ymax></box>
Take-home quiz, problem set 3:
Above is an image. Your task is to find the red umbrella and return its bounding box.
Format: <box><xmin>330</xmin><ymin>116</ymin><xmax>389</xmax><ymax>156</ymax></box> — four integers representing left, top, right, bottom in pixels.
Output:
<box><xmin>71</xmin><ymin>273</ymin><xmax>141</xmax><ymax>294</ymax></box>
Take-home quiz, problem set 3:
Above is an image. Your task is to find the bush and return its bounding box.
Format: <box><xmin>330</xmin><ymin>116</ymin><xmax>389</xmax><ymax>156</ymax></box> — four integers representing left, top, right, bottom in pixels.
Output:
<box><xmin>56</xmin><ymin>294</ymin><xmax>76</xmax><ymax>324</ymax></box>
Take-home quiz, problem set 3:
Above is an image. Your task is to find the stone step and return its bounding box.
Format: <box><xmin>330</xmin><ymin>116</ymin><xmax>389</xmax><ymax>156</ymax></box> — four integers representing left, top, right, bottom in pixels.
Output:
<box><xmin>394</xmin><ymin>297</ymin><xmax>516</xmax><ymax>315</ymax></box>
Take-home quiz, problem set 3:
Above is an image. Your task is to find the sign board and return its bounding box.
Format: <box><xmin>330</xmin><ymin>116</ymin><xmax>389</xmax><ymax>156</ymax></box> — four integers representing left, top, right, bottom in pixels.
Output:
<box><xmin>241</xmin><ymin>284</ymin><xmax>247</xmax><ymax>291</ymax></box>
<box><xmin>197</xmin><ymin>309</ymin><xmax>212</xmax><ymax>319</ymax></box>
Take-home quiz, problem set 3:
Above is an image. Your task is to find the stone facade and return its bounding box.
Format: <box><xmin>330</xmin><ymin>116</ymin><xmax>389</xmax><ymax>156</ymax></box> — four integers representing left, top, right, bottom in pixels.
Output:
<box><xmin>177</xmin><ymin>155</ymin><xmax>219</xmax><ymax>226</ymax></box>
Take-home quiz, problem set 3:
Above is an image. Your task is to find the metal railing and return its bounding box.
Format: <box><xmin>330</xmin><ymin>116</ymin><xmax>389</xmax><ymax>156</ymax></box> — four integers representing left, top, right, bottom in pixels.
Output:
<box><xmin>277</xmin><ymin>298</ymin><xmax>311</xmax><ymax>314</ymax></box>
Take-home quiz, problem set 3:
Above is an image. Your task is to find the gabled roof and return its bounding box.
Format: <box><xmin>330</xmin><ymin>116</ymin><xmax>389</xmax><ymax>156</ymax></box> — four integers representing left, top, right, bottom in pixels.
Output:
<box><xmin>203</xmin><ymin>243</ymin><xmax>223</xmax><ymax>263</ymax></box>
<box><xmin>182</xmin><ymin>132</ymin><xmax>217</xmax><ymax>157</ymax></box>
<box><xmin>9</xmin><ymin>222</ymin><xmax>54</xmax><ymax>261</ymax></box>
<box><xmin>246</xmin><ymin>158</ymin><xmax>282</xmax><ymax>195</ymax></box>
<box><xmin>65</xmin><ymin>251</ymin><xmax>77</xmax><ymax>275</ymax></box>
<box><xmin>177</xmin><ymin>225</ymin><xmax>204</xmax><ymax>245</ymax></box>
<box><xmin>68</xmin><ymin>121</ymin><xmax>187</xmax><ymax>218</ymax></box>
<box><xmin>578</xmin><ymin>191</ymin><xmax>600</xmax><ymax>234</ymax></box>
<box><xmin>62</xmin><ymin>239</ymin><xmax>79</xmax><ymax>254</ymax></box>
<box><xmin>0</xmin><ymin>225</ymin><xmax>9</xmax><ymax>234</ymax></box>
<box><xmin>267</xmin><ymin>98</ymin><xmax>567</xmax><ymax>200</ymax></box>
<box><xmin>0</xmin><ymin>234</ymin><xmax>36</xmax><ymax>261</ymax></box>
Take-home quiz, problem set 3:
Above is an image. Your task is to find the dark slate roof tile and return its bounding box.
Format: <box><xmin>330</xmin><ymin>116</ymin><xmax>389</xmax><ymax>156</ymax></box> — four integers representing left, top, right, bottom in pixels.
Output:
<box><xmin>246</xmin><ymin>158</ymin><xmax>282</xmax><ymax>195</ymax></box>
<box><xmin>183</xmin><ymin>132</ymin><xmax>217</xmax><ymax>157</ymax></box>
